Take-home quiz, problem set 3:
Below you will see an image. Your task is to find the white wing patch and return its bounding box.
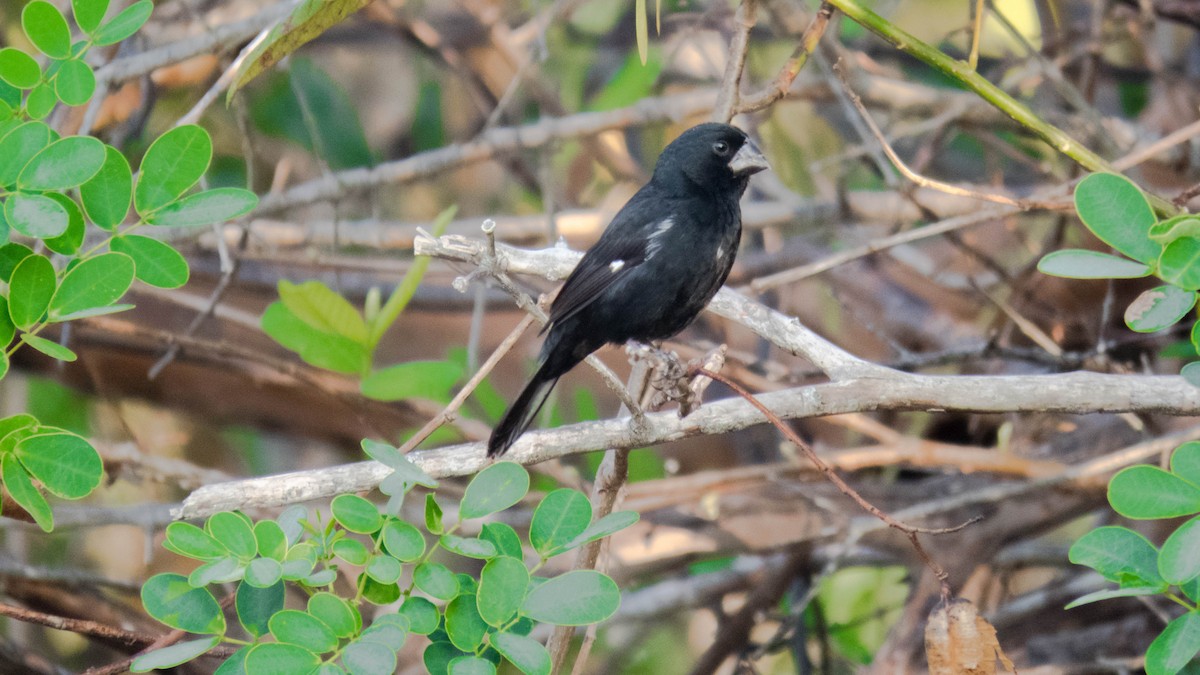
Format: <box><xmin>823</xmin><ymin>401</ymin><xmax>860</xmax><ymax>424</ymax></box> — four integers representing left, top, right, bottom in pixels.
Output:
<box><xmin>716</xmin><ymin>245</ymin><xmax>725</xmax><ymax>261</ymax></box>
<box><xmin>646</xmin><ymin>217</ymin><xmax>675</xmax><ymax>261</ymax></box>
<box><xmin>609</xmin><ymin>259</ymin><xmax>625</xmax><ymax>272</ymax></box>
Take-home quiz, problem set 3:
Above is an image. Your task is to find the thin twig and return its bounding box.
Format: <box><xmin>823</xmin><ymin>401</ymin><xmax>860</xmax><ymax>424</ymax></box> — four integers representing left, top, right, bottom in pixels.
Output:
<box><xmin>737</xmin><ymin>2</ymin><xmax>834</xmax><ymax>114</ymax></box>
<box><xmin>713</xmin><ymin>0</ymin><xmax>758</xmax><ymax>123</ymax></box>
<box><xmin>693</xmin><ymin>366</ymin><xmax>978</xmax><ymax>599</ymax></box>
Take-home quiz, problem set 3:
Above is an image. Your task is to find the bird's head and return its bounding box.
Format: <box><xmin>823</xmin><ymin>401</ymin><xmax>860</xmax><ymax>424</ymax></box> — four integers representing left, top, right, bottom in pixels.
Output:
<box><xmin>652</xmin><ymin>123</ymin><xmax>770</xmax><ymax>197</ymax></box>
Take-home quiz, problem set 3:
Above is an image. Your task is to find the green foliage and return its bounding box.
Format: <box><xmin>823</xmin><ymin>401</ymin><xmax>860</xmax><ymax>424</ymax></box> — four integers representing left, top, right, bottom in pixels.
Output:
<box><xmin>1068</xmin><ymin>441</ymin><xmax>1200</xmax><ymax>674</ymax></box>
<box><xmin>261</xmin><ymin>206</ymin><xmax>463</xmax><ymax>407</ymax></box>
<box><xmin>1040</xmin><ymin>173</ymin><xmax>1200</xmax><ymax>380</ymax></box>
<box><xmin>137</xmin><ymin>447</ymin><xmax>638</xmax><ymax>673</ymax></box>
<box><xmin>0</xmin><ymin>0</ymin><xmax>258</xmax><ymax>533</ymax></box>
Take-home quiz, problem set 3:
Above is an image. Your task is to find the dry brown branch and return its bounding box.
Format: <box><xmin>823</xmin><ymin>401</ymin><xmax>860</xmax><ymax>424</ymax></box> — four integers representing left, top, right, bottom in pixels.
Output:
<box><xmin>737</xmin><ymin>2</ymin><xmax>835</xmax><ymax>114</ymax></box>
<box><xmin>712</xmin><ymin>0</ymin><xmax>758</xmax><ymax>123</ymax></box>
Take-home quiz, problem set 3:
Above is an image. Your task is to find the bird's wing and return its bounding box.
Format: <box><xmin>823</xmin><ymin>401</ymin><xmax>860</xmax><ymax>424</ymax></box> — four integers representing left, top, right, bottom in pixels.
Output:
<box><xmin>544</xmin><ymin>197</ymin><xmax>672</xmax><ymax>332</ymax></box>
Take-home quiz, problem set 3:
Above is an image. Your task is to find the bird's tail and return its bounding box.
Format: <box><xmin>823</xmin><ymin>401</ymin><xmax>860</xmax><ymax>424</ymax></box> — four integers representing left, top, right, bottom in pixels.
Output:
<box><xmin>487</xmin><ymin>369</ymin><xmax>560</xmax><ymax>458</ymax></box>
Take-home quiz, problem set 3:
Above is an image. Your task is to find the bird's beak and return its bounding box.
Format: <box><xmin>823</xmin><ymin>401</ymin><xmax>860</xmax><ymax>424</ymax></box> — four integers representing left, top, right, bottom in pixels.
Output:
<box><xmin>729</xmin><ymin>139</ymin><xmax>769</xmax><ymax>176</ymax></box>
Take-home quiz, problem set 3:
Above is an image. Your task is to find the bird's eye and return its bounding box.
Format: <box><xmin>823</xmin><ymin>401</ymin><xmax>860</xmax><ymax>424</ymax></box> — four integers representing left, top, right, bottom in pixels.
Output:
<box><xmin>713</xmin><ymin>141</ymin><xmax>729</xmax><ymax>156</ymax></box>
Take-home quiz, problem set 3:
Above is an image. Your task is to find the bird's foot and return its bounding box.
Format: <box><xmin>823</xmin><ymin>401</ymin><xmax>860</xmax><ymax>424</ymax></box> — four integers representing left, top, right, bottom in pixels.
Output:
<box><xmin>628</xmin><ymin>343</ymin><xmax>727</xmax><ymax>417</ymax></box>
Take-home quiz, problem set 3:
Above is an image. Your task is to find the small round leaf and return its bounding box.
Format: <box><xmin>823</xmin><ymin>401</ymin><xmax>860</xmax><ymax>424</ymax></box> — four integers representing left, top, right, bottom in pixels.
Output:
<box><xmin>414</xmin><ymin>561</ymin><xmax>459</xmax><ymax>600</ymax></box>
<box><xmin>14</xmin><ymin>432</ymin><xmax>102</xmax><ymax>499</ymax></box>
<box><xmin>18</xmin><ymin>135</ymin><xmax>105</xmax><ymax>190</ymax></box>
<box><xmin>331</xmin><ymin>494</ymin><xmax>382</xmax><ymax>534</ymax></box>
<box><xmin>477</xmin><ymin>556</ymin><xmax>528</xmax><ymax>627</ymax></box>
<box><xmin>1124</xmin><ymin>285</ymin><xmax>1197</xmax><ymax>333</ymax></box>
<box><xmin>520</xmin><ymin>571</ymin><xmax>619</xmax><ymax>625</ymax></box>
<box><xmin>6</xmin><ymin>192</ymin><xmax>68</xmax><ymax>239</ymax></box>
<box><xmin>141</xmin><ymin>573</ymin><xmax>225</xmax><ymax>634</ymax></box>
<box><xmin>147</xmin><ymin>187</ymin><xmax>257</xmax><ymax>226</ymax></box>
<box><xmin>381</xmin><ymin>520</ymin><xmax>426</xmax><ymax>561</ymax></box>
<box><xmin>134</xmin><ymin>124</ymin><xmax>211</xmax><ymax>216</ymax></box>
<box><xmin>399</xmin><ymin>596</ymin><xmax>440</xmax><ymax>635</ymax></box>
<box><xmin>489</xmin><ymin>632</ymin><xmax>550</xmax><ymax>675</ymax></box>
<box><xmin>92</xmin><ymin>0</ymin><xmax>153</xmax><ymax>46</ymax></box>
<box><xmin>1159</xmin><ymin>515</ymin><xmax>1200</xmax><ymax>585</ymax></box>
<box><xmin>308</xmin><ymin>592</ymin><xmax>357</xmax><ymax>638</ymax></box>
<box><xmin>343</xmin><ymin>639</ymin><xmax>396</xmax><ymax>675</ymax></box>
<box><xmin>268</xmin><ymin>609</ymin><xmax>337</xmax><ymax>653</ymax></box>
<box><xmin>445</xmin><ymin>594</ymin><xmax>487</xmax><ymax>652</ymax></box>
<box><xmin>23</xmin><ymin>2</ymin><xmax>72</xmax><ymax>59</ymax></box>
<box><xmin>244</xmin><ymin>643</ymin><xmax>320</xmax><ymax>673</ymax></box>
<box><xmin>130</xmin><ymin>636</ymin><xmax>219</xmax><ymax>672</ymax></box>
<box><xmin>459</xmin><ymin>461</ymin><xmax>529</xmax><ymax>520</ymax></box>
<box><xmin>80</xmin><ymin>145</ymin><xmax>132</xmax><ymax>229</ymax></box>
<box><xmin>1146</xmin><ymin>611</ymin><xmax>1200</xmax><ymax>675</ymax></box>
<box><xmin>8</xmin><ymin>253</ymin><xmax>55</xmax><ymax>329</ymax></box>
<box><xmin>236</xmin><ymin>578</ymin><xmax>283</xmax><ymax>638</ymax></box>
<box><xmin>1037</xmin><ymin>249</ymin><xmax>1151</xmax><ymax>279</ymax></box>
<box><xmin>54</xmin><ymin>59</ymin><xmax>95</xmax><ymax>106</ymax></box>
<box><xmin>109</xmin><ymin>234</ymin><xmax>189</xmax><ymax>289</ymax></box>
<box><xmin>48</xmin><ymin>252</ymin><xmax>134</xmax><ymax>321</ymax></box>
<box><xmin>0</xmin><ymin>49</ymin><xmax>41</xmax><ymax>89</ymax></box>
<box><xmin>1109</xmin><ymin>465</ymin><xmax>1200</xmax><ymax>519</ymax></box>
<box><xmin>1074</xmin><ymin>173</ymin><xmax>1161</xmax><ymax>264</ymax></box>
<box><xmin>530</xmin><ymin>489</ymin><xmax>591</xmax><ymax>557</ymax></box>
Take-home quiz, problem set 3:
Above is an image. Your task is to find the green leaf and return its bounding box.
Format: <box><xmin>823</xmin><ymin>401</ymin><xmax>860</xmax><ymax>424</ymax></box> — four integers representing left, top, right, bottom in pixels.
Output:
<box><xmin>331</xmin><ymin>493</ymin><xmax>382</xmax><ymax>534</ymax></box>
<box><xmin>440</xmin><ymin>534</ymin><xmax>497</xmax><ymax>560</ymax></box>
<box><xmin>54</xmin><ymin>59</ymin><xmax>95</xmax><ymax>106</ymax></box>
<box><xmin>342</xmin><ymin>639</ymin><xmax>396</xmax><ymax>675</ymax></box>
<box><xmin>6</xmin><ymin>192</ymin><xmax>68</xmax><ymax>239</ymax></box>
<box><xmin>48</xmin><ymin>304</ymin><xmax>133</xmax><ymax>323</ymax></box>
<box><xmin>1161</xmin><ymin>238</ymin><xmax>1200</xmax><ymax>291</ymax></box>
<box><xmin>141</xmin><ymin>572</ymin><xmax>226</xmax><ymax>634</ymax></box>
<box><xmin>520</xmin><ymin>570</ymin><xmax>619</xmax><ymax>625</ymax></box>
<box><xmin>530</xmin><ymin>489</ymin><xmax>591</xmax><ymax>557</ymax></box>
<box><xmin>1151</xmin><ymin>215</ymin><xmax>1200</xmax><ymax>244</ymax></box>
<box><xmin>425</xmin><ymin>493</ymin><xmax>443</xmax><ymax>534</ymax></box>
<box><xmin>23</xmin><ymin>2</ymin><xmax>72</xmax><ymax>59</ymax></box>
<box><xmin>2</xmin><ymin>453</ymin><xmax>52</xmax><ymax>531</ymax></box>
<box><xmin>134</xmin><ymin>124</ymin><xmax>212</xmax><ymax>216</ymax></box>
<box><xmin>269</xmin><ymin>609</ymin><xmax>338</xmax><ymax>653</ymax></box>
<box><xmin>212</xmin><ymin>646</ymin><xmax>249</xmax><ymax>675</ymax></box>
<box><xmin>481</xmin><ymin>523</ymin><xmax>524</xmax><ymax>560</ymax></box>
<box><xmin>188</xmin><ymin>555</ymin><xmax>243</xmax><ymax>587</ymax></box>
<box><xmin>130</xmin><ymin>635</ymin><xmax>219</xmax><ymax>672</ymax></box>
<box><xmin>360</xmin><ymin>614</ymin><xmax>408</xmax><ymax>650</ymax></box>
<box><xmin>48</xmin><ymin>252</ymin><xmax>134</xmax><ymax>321</ymax></box>
<box><xmin>1064</xmin><ymin>585</ymin><xmax>1162</xmax><ymax>609</ymax></box>
<box><xmin>109</xmin><ymin>234</ymin><xmax>189</xmax><ymax>289</ymax></box>
<box><xmin>445</xmin><ymin>594</ymin><xmax>487</xmax><ymax>652</ymax></box>
<box><xmin>1068</xmin><ymin>526</ymin><xmax>1163</xmax><ymax>586</ymax></box>
<box><xmin>361</xmin><ymin>360</ymin><xmax>464</xmax><ymax>402</ymax></box>
<box><xmin>1037</xmin><ymin>249</ymin><xmax>1152</xmax><ymax>279</ymax></box>
<box><xmin>278</xmin><ymin>280</ymin><xmax>368</xmax><ymax>344</ymax></box>
<box><xmin>1125</xmin><ymin>285</ymin><xmax>1197</xmax><ymax>333</ymax></box>
<box><xmin>400</xmin><ymin>596</ymin><xmax>440</xmax><ymax>634</ymax></box>
<box><xmin>459</xmin><ymin>461</ymin><xmax>529</xmax><ymax>520</ymax></box>
<box><xmin>332</xmin><ymin>537</ymin><xmax>369</xmax><ymax>565</ymax></box>
<box><xmin>308</xmin><ymin>592</ymin><xmax>357</xmax><ymax>638</ymax></box>
<box><xmin>414</xmin><ymin>561</ymin><xmax>459</xmax><ymax>600</ymax></box>
<box><xmin>489</xmin><ymin>632</ymin><xmax>550</xmax><ymax>675</ymax></box>
<box><xmin>19</xmin><ymin>135</ymin><xmax>105</xmax><ymax>190</ymax></box>
<box><xmin>1173</xmin><ymin>442</ymin><xmax>1200</xmax><ymax>485</ymax></box>
<box><xmin>1146</xmin><ymin>611</ymin><xmax>1200</xmax><ymax>675</ymax></box>
<box><xmin>251</xmin><ymin>520</ymin><xmax>286</xmax><ymax>560</ymax></box>
<box><xmin>14</xmin><ymin>433</ymin><xmax>102</xmax><ymax>499</ymax></box>
<box><xmin>207</xmin><ymin>511</ymin><xmax>257</xmax><ymax>559</ymax></box>
<box><xmin>0</xmin><ymin>243</ymin><xmax>31</xmax><ymax>283</ymax></box>
<box><xmin>73</xmin><ymin>0</ymin><xmax>110</xmax><ymax>35</ymax></box>
<box><xmin>260</xmin><ymin>301</ymin><xmax>369</xmax><ymax>374</ymax></box>
<box><xmin>19</xmin><ymin>334</ymin><xmax>75</xmax><ymax>362</ymax></box>
<box><xmin>43</xmin><ymin>193</ymin><xmax>85</xmax><ymax>255</ymax></box>
<box><xmin>558</xmin><ymin>511</ymin><xmax>639</xmax><ymax>554</ymax></box>
<box><xmin>80</xmin><ymin>145</ymin><xmax>131</xmax><ymax>229</ymax></box>
<box><xmin>93</xmin><ymin>0</ymin><xmax>153</xmax><ymax>46</ymax></box>
<box><xmin>147</xmin><ymin>187</ymin><xmax>257</xmax><ymax>226</ymax></box>
<box><xmin>8</xmin><ymin>253</ymin><xmax>55</xmax><ymax>329</ymax></box>
<box><xmin>25</xmin><ymin>82</ymin><xmax>56</xmax><ymax>119</ymax></box>
<box><xmin>0</xmin><ymin>49</ymin><xmax>40</xmax><ymax>90</ymax></box>
<box><xmin>359</xmin><ymin>575</ymin><xmax>400</xmax><ymax>605</ymax></box>
<box><xmin>425</xmin><ymin>641</ymin><xmax>469</xmax><ymax>675</ymax></box>
<box><xmin>164</xmin><ymin>521</ymin><xmax>227</xmax><ymax>559</ymax></box>
<box><xmin>363</xmin><ymin>439</ymin><xmax>437</xmax><ymax>486</ymax></box>
<box><xmin>1110</xmin><ymin>465</ymin><xmax>1200</xmax><ymax>519</ymax></box>
<box><xmin>477</xmin><ymin>556</ymin><xmax>528</xmax><ymax>627</ymax></box>
<box><xmin>244</xmin><ymin>557</ymin><xmax>283</xmax><ymax>587</ymax></box>
<box><xmin>381</xmin><ymin>519</ymin><xmax>426</xmax><ymax>561</ymax></box>
<box><xmin>448</xmin><ymin>656</ymin><xmax>496</xmax><ymax>675</ymax></box>
<box><xmin>1074</xmin><ymin>173</ymin><xmax>1161</xmax><ymax>265</ymax></box>
<box><xmin>366</xmin><ymin>554</ymin><xmax>402</xmax><ymax>584</ymax></box>
<box><xmin>0</xmin><ymin>122</ymin><xmax>51</xmax><ymax>187</ymax></box>
<box><xmin>244</xmin><ymin>643</ymin><xmax>321</xmax><ymax>673</ymax></box>
<box><xmin>1160</xmin><ymin>515</ymin><xmax>1200</xmax><ymax>585</ymax></box>
<box><xmin>236</xmin><ymin>579</ymin><xmax>283</xmax><ymax>638</ymax></box>
<box><xmin>0</xmin><ymin>303</ymin><xmax>13</xmax><ymax>349</ymax></box>
<box><xmin>231</xmin><ymin>2</ymin><xmax>372</xmax><ymax>100</ymax></box>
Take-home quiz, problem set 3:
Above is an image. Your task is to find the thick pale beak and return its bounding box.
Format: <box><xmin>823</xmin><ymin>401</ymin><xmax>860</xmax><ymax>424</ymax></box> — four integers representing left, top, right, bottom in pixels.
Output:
<box><xmin>729</xmin><ymin>139</ymin><xmax>769</xmax><ymax>176</ymax></box>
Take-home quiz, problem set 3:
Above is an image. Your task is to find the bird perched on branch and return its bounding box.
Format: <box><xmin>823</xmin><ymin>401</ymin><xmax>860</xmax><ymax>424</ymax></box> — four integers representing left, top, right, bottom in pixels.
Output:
<box><xmin>488</xmin><ymin>123</ymin><xmax>769</xmax><ymax>457</ymax></box>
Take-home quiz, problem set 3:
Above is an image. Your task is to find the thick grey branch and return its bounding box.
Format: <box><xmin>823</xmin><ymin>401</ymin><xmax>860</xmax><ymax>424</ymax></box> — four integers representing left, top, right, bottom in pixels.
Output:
<box><xmin>177</xmin><ymin>371</ymin><xmax>1200</xmax><ymax>519</ymax></box>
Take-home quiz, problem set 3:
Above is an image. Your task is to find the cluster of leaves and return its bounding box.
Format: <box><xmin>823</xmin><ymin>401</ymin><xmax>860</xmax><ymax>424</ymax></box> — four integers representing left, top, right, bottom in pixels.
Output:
<box><xmin>1068</xmin><ymin>441</ymin><xmax>1200</xmax><ymax>674</ymax></box>
<box><xmin>1038</xmin><ymin>173</ymin><xmax>1200</xmax><ymax>382</ymax></box>
<box><xmin>135</xmin><ymin>441</ymin><xmax>638</xmax><ymax>674</ymax></box>
<box><xmin>0</xmin><ymin>0</ymin><xmax>257</xmax><ymax>530</ymax></box>
<box><xmin>261</xmin><ymin>206</ymin><xmax>467</xmax><ymax>403</ymax></box>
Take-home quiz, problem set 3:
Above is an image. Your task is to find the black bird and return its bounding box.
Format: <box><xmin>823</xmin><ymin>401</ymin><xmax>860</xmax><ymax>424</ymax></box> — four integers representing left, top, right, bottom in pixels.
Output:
<box><xmin>487</xmin><ymin>123</ymin><xmax>769</xmax><ymax>457</ymax></box>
